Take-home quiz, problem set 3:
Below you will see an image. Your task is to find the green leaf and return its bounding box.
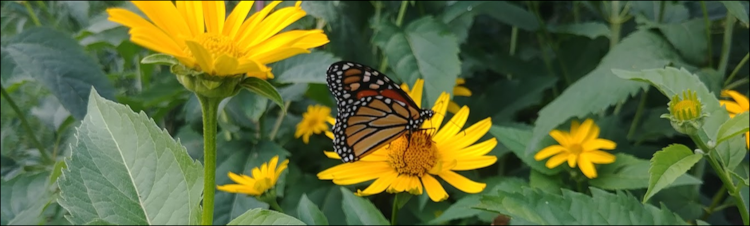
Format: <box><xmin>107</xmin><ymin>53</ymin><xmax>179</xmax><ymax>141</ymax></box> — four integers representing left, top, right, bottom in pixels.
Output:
<box><xmin>613</xmin><ymin>67</ymin><xmax>726</xmax><ymax>142</ymax></box>
<box><xmin>430</xmin><ymin>177</ymin><xmax>525</xmax><ymax>224</ymax></box>
<box><xmin>477</xmin><ymin>1</ymin><xmax>538</xmax><ymax>31</ymax></box>
<box><xmin>476</xmin><ymin>187</ymin><xmax>688</xmax><ymax>225</ymax></box>
<box><xmin>630</xmin><ymin>1</ymin><xmax>689</xmax><ymax>24</ymax></box>
<box><xmin>713</xmin><ymin>135</ymin><xmax>746</xmax><ymax>172</ymax></box>
<box><xmin>440</xmin><ymin>1</ymin><xmax>483</xmax><ymax>44</ymax></box>
<box><xmin>57</xmin><ymin>89</ymin><xmax>204</xmax><ymax>225</ymax></box>
<box><xmin>214</xmin><ymin>140</ymin><xmax>290</xmax><ymax>224</ymax></box>
<box><xmin>383</xmin><ymin>16</ymin><xmax>460</xmax><ymax>107</ymax></box>
<box><xmin>1</xmin><ymin>172</ymin><xmax>53</xmax><ymax>225</ymax></box>
<box><xmin>297</xmin><ymin>194</ymin><xmax>328</xmax><ymax>225</ymax></box>
<box><xmin>489</xmin><ymin>125</ymin><xmax>561</xmax><ymax>175</ymax></box>
<box><xmin>488</xmin><ymin>76</ymin><xmax>558</xmax><ymax>123</ymax></box>
<box><xmin>49</xmin><ymin>160</ymin><xmax>67</xmax><ymax>185</ymax></box>
<box><xmin>658</xmin><ymin>19</ymin><xmax>708</xmax><ymax>65</ymax></box>
<box><xmin>548</xmin><ymin>22</ymin><xmax>611</xmax><ymax>39</ymax></box>
<box><xmin>716</xmin><ymin>112</ymin><xmax>749</xmax><ymax>145</ymax></box>
<box><xmin>228</xmin><ymin>208</ymin><xmax>305</xmax><ymax>225</ymax></box>
<box><xmin>721</xmin><ymin>1</ymin><xmax>750</xmax><ymax>27</ymax></box>
<box><xmin>644</xmin><ymin>144</ymin><xmax>704</xmax><ymax>202</ymax></box>
<box><xmin>339</xmin><ymin>187</ymin><xmax>389</xmax><ymax>225</ymax></box>
<box><xmin>140</xmin><ymin>53</ymin><xmax>179</xmax><ymax>65</ymax></box>
<box><xmin>529</xmin><ymin>169</ymin><xmax>563</xmax><ymax>194</ymax></box>
<box><xmin>527</xmin><ymin>30</ymin><xmax>683</xmax><ymax>154</ymax></box>
<box><xmin>590</xmin><ymin>153</ymin><xmax>702</xmax><ymax>190</ymax></box>
<box><xmin>241</xmin><ymin>77</ymin><xmax>285</xmax><ymax>112</ymax></box>
<box><xmin>1</xmin><ymin>27</ymin><xmax>116</xmax><ymax>119</ymax></box>
<box><xmin>272</xmin><ymin>51</ymin><xmax>341</xmax><ymax>84</ymax></box>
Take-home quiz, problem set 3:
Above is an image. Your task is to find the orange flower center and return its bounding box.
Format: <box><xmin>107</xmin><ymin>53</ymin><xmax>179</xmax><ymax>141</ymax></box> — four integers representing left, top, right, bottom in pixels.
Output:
<box><xmin>386</xmin><ymin>131</ymin><xmax>438</xmax><ymax>177</ymax></box>
<box><xmin>189</xmin><ymin>33</ymin><xmax>242</xmax><ymax>60</ymax></box>
<box><xmin>568</xmin><ymin>143</ymin><xmax>583</xmax><ymax>155</ymax></box>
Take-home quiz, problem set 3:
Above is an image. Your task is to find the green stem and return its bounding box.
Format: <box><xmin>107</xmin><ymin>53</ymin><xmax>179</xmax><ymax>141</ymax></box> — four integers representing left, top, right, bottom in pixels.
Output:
<box><xmin>609</xmin><ymin>1</ymin><xmax>622</xmax><ymax>50</ymax></box>
<box><xmin>395</xmin><ymin>1</ymin><xmax>409</xmax><ymax>27</ymax></box>
<box><xmin>508</xmin><ymin>26</ymin><xmax>518</xmax><ymax>79</ymax></box>
<box><xmin>627</xmin><ymin>90</ymin><xmax>648</xmax><ymax>140</ymax></box>
<box><xmin>391</xmin><ymin>194</ymin><xmax>400</xmax><ymax>225</ymax></box>
<box><xmin>717</xmin><ymin>15</ymin><xmax>736</xmax><ymax>75</ymax></box>
<box><xmin>657</xmin><ymin>1</ymin><xmax>666</xmax><ymax>23</ymax></box>
<box><xmin>531</xmin><ymin>2</ymin><xmax>571</xmax><ymax>85</ymax></box>
<box><xmin>22</xmin><ymin>1</ymin><xmax>41</xmax><ymax>26</ymax></box>
<box><xmin>701</xmin><ymin>1</ymin><xmax>714</xmax><ymax>68</ymax></box>
<box><xmin>0</xmin><ymin>85</ymin><xmax>51</xmax><ymax>164</ymax></box>
<box><xmin>701</xmin><ymin>185</ymin><xmax>727</xmax><ymax>221</ymax></box>
<box><xmin>725</xmin><ymin>78</ymin><xmax>749</xmax><ymax>91</ymax></box>
<box><xmin>723</xmin><ymin>52</ymin><xmax>749</xmax><ymax>87</ymax></box>
<box><xmin>197</xmin><ymin>94</ymin><xmax>220</xmax><ymax>225</ymax></box>
<box><xmin>268</xmin><ymin>198</ymin><xmax>284</xmax><ymax>213</ymax></box>
<box><xmin>269</xmin><ymin>101</ymin><xmax>291</xmax><ymax>141</ymax></box>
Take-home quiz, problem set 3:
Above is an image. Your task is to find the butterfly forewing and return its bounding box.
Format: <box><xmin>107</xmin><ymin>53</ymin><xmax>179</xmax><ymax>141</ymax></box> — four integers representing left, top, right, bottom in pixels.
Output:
<box><xmin>326</xmin><ymin>61</ymin><xmax>435</xmax><ymax>163</ymax></box>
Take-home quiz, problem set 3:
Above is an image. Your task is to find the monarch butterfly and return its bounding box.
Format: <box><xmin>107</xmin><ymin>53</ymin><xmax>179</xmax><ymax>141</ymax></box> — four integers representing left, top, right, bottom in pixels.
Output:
<box><xmin>326</xmin><ymin>61</ymin><xmax>435</xmax><ymax>163</ymax></box>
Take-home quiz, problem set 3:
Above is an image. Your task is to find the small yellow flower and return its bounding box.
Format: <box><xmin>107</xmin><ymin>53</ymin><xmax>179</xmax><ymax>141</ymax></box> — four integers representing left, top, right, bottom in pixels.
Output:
<box><xmin>295</xmin><ymin>105</ymin><xmax>336</xmax><ymax>144</ymax></box>
<box><xmin>318</xmin><ymin>79</ymin><xmax>497</xmax><ymax>202</ymax></box>
<box><xmin>668</xmin><ymin>90</ymin><xmax>703</xmax><ymax>122</ymax></box>
<box><xmin>107</xmin><ymin>1</ymin><xmax>329</xmax><ymax>78</ymax></box>
<box><xmin>400</xmin><ymin>78</ymin><xmax>472</xmax><ymax>114</ymax></box>
<box><xmin>217</xmin><ymin>155</ymin><xmax>289</xmax><ymax>196</ymax></box>
<box><xmin>720</xmin><ymin>90</ymin><xmax>749</xmax><ymax>148</ymax></box>
<box><xmin>534</xmin><ymin>118</ymin><xmax>617</xmax><ymax>179</ymax></box>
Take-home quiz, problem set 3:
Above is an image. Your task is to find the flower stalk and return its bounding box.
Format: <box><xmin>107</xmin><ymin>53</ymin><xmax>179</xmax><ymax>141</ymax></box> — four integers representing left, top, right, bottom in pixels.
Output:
<box><xmin>197</xmin><ymin>94</ymin><xmax>220</xmax><ymax>225</ymax></box>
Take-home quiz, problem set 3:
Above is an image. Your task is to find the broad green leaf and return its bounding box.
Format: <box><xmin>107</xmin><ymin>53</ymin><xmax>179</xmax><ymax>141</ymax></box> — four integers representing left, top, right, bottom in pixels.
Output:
<box><xmin>383</xmin><ymin>16</ymin><xmax>460</xmax><ymax>107</ymax></box>
<box><xmin>490</xmin><ymin>125</ymin><xmax>561</xmax><ymax>175</ymax></box>
<box><xmin>214</xmin><ymin>140</ymin><xmax>290</xmax><ymax>225</ymax></box>
<box><xmin>272</xmin><ymin>51</ymin><xmax>341</xmax><ymax>84</ymax></box>
<box><xmin>57</xmin><ymin>89</ymin><xmax>204</xmax><ymax>225</ymax></box>
<box><xmin>614</xmin><ymin>67</ymin><xmax>727</xmax><ymax>142</ymax></box>
<box><xmin>529</xmin><ymin>169</ymin><xmax>563</xmax><ymax>194</ymax></box>
<box><xmin>476</xmin><ymin>187</ymin><xmax>688</xmax><ymax>225</ymax></box>
<box><xmin>1</xmin><ymin>27</ymin><xmax>116</xmax><ymax>119</ymax></box>
<box><xmin>228</xmin><ymin>208</ymin><xmax>305</xmax><ymax>225</ymax></box>
<box><xmin>644</xmin><ymin>144</ymin><xmax>703</xmax><ymax>202</ymax></box>
<box><xmin>430</xmin><ymin>177</ymin><xmax>525</xmax><ymax>224</ymax></box>
<box><xmin>527</xmin><ymin>30</ymin><xmax>683</xmax><ymax>154</ymax></box>
<box><xmin>630</xmin><ymin>1</ymin><xmax>689</xmax><ymax>24</ymax></box>
<box><xmin>1</xmin><ymin>172</ymin><xmax>53</xmax><ymax>225</ymax></box>
<box><xmin>84</xmin><ymin>218</ymin><xmax>114</xmax><ymax>225</ymax></box>
<box><xmin>224</xmin><ymin>91</ymin><xmax>268</xmax><ymax>127</ymax></box>
<box><xmin>241</xmin><ymin>77</ymin><xmax>285</xmax><ymax>112</ymax></box>
<box><xmin>713</xmin><ymin>135</ymin><xmax>746</xmax><ymax>172</ymax></box>
<box><xmin>489</xmin><ymin>76</ymin><xmax>558</xmax><ymax>124</ymax></box>
<box><xmin>548</xmin><ymin>22</ymin><xmax>611</xmax><ymax>39</ymax></box>
<box><xmin>658</xmin><ymin>19</ymin><xmax>708</xmax><ymax>65</ymax></box>
<box><xmin>477</xmin><ymin>1</ymin><xmax>538</xmax><ymax>31</ymax></box>
<box><xmin>716</xmin><ymin>112</ymin><xmax>749</xmax><ymax>145</ymax></box>
<box><xmin>140</xmin><ymin>53</ymin><xmax>179</xmax><ymax>65</ymax></box>
<box><xmin>440</xmin><ymin>1</ymin><xmax>483</xmax><ymax>44</ymax></box>
<box><xmin>590</xmin><ymin>153</ymin><xmax>702</xmax><ymax>190</ymax></box>
<box><xmin>297</xmin><ymin>194</ymin><xmax>328</xmax><ymax>225</ymax></box>
<box><xmin>340</xmin><ymin>187</ymin><xmax>389</xmax><ymax>225</ymax></box>
<box><xmin>721</xmin><ymin>1</ymin><xmax>750</xmax><ymax>27</ymax></box>
<box><xmin>651</xmin><ymin>186</ymin><xmax>704</xmax><ymax>222</ymax></box>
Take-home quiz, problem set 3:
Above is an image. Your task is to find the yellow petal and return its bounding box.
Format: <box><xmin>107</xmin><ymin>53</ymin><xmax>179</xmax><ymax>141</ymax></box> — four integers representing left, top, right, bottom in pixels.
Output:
<box><xmin>317</xmin><ymin>161</ymin><xmax>389</xmax><ymax>179</ymax></box>
<box><xmin>582</xmin><ymin>139</ymin><xmax>617</xmax><ymax>151</ymax></box>
<box><xmin>720</xmin><ymin>100</ymin><xmax>744</xmax><ymax>115</ymax></box>
<box><xmin>583</xmin><ymin>121</ymin><xmax>600</xmax><ymax>142</ymax></box>
<box><xmin>453</xmin><ymin>86</ymin><xmax>472</xmax><ymax>97</ymax></box>
<box><xmin>534</xmin><ymin>145</ymin><xmax>566</xmax><ymax>160</ymax></box>
<box><xmin>246</xmin><ymin>30</ymin><xmax>326</xmax><ymax>59</ymax></box>
<box><xmin>175</xmin><ymin>1</ymin><xmax>203</xmax><ymax>37</ymax></box>
<box><xmin>326</xmin><ymin>117</ymin><xmax>336</xmax><ymax>126</ymax></box>
<box><xmin>573</xmin><ymin>119</ymin><xmax>594</xmax><ymax>144</ymax></box>
<box><xmin>578</xmin><ymin>154</ymin><xmax>598</xmax><ymax>179</ymax></box>
<box><xmin>456</xmin><ymin>78</ymin><xmax>466</xmax><ymax>85</ymax></box>
<box><xmin>223</xmin><ymin>1</ymin><xmax>254</xmax><ymax>37</ymax></box>
<box><xmin>447</xmin><ymin>101</ymin><xmax>461</xmax><ymax>114</ymax></box>
<box><xmin>245</xmin><ymin>5</ymin><xmax>306</xmax><ymax>47</ymax></box>
<box><xmin>227</xmin><ymin>172</ymin><xmax>254</xmax><ymax>186</ymax></box>
<box><xmin>549</xmin><ymin>130</ymin><xmax>571</xmax><ymax>147</ymax></box>
<box><xmin>409</xmin><ymin>79</ymin><xmax>426</xmax><ymax>107</ymax></box>
<box><xmin>567</xmin><ymin>153</ymin><xmax>578</xmax><ymax>168</ymax></box>
<box><xmin>356</xmin><ymin>171</ymin><xmax>398</xmax><ymax>196</ymax></box>
<box><xmin>131</xmin><ymin>1</ymin><xmax>191</xmax><ymax>39</ymax></box>
<box><xmin>216</xmin><ymin>184</ymin><xmax>260</xmax><ymax>196</ymax></box>
<box><xmin>425</xmin><ymin>92</ymin><xmax>451</xmax><ymax>130</ymax></box>
<box><xmin>236</xmin><ymin>1</ymin><xmax>282</xmax><ymax>42</ymax></box>
<box><xmin>452</xmin><ymin>156</ymin><xmax>497</xmax><ymax>171</ymax></box>
<box><xmin>545</xmin><ymin>153</ymin><xmax>569</xmax><ymax>169</ymax></box>
<box><xmin>184</xmin><ymin>40</ymin><xmax>214</xmax><ymax>74</ymax></box>
<box><xmin>268</xmin><ymin>156</ymin><xmax>279</xmax><ymax>174</ymax></box>
<box><xmin>583</xmin><ymin>151</ymin><xmax>616</xmax><ymax>164</ymax></box>
<box><xmin>422</xmin><ymin>174</ymin><xmax>449</xmax><ymax>202</ymax></box>
<box><xmin>570</xmin><ymin>120</ymin><xmax>580</xmax><ymax>133</ymax></box>
<box><xmin>724</xmin><ymin>90</ymin><xmax>749</xmax><ymax>110</ymax></box>
<box><xmin>129</xmin><ymin>28</ymin><xmax>186</xmax><ymax>59</ymax></box>
<box><xmin>331</xmin><ymin>164</ymin><xmax>393</xmax><ymax>185</ymax></box>
<box><xmin>275</xmin><ymin>159</ymin><xmax>289</xmax><ymax>180</ymax></box>
<box><xmin>438</xmin><ymin>170</ymin><xmax>486</xmax><ymax>194</ymax></box>
<box><xmin>441</xmin><ymin>118</ymin><xmax>492</xmax><ymax>152</ymax></box>
<box><xmin>214</xmin><ymin>54</ymin><xmax>239</xmax><ymax>75</ymax></box>
<box><xmin>453</xmin><ymin>138</ymin><xmax>497</xmax><ymax>159</ymax></box>
<box><xmin>202</xmin><ymin>1</ymin><xmax>225</xmax><ymax>34</ymax></box>
<box><xmin>433</xmin><ymin>106</ymin><xmax>469</xmax><ymax>142</ymax></box>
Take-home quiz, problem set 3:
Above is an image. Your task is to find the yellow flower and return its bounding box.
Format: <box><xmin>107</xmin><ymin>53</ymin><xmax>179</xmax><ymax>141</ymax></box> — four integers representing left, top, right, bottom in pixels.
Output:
<box><xmin>318</xmin><ymin>79</ymin><xmax>497</xmax><ymax>202</ymax></box>
<box><xmin>719</xmin><ymin>90</ymin><xmax>749</xmax><ymax>148</ymax></box>
<box><xmin>107</xmin><ymin>1</ymin><xmax>329</xmax><ymax>78</ymax></box>
<box><xmin>295</xmin><ymin>105</ymin><xmax>336</xmax><ymax>144</ymax></box>
<box><xmin>217</xmin><ymin>155</ymin><xmax>289</xmax><ymax>196</ymax></box>
<box><xmin>534</xmin><ymin>118</ymin><xmax>617</xmax><ymax>179</ymax></box>
<box><xmin>400</xmin><ymin>78</ymin><xmax>472</xmax><ymax>114</ymax></box>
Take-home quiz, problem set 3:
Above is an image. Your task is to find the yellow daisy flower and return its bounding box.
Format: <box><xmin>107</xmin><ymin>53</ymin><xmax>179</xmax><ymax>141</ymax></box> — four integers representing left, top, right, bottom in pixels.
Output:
<box><xmin>400</xmin><ymin>78</ymin><xmax>472</xmax><ymax>114</ymax></box>
<box><xmin>107</xmin><ymin>1</ymin><xmax>329</xmax><ymax>78</ymax></box>
<box><xmin>295</xmin><ymin>105</ymin><xmax>336</xmax><ymax>144</ymax></box>
<box><xmin>719</xmin><ymin>90</ymin><xmax>749</xmax><ymax>148</ymax></box>
<box><xmin>534</xmin><ymin>118</ymin><xmax>617</xmax><ymax>179</ymax></box>
<box><xmin>217</xmin><ymin>155</ymin><xmax>289</xmax><ymax>196</ymax></box>
<box><xmin>318</xmin><ymin>79</ymin><xmax>497</xmax><ymax>202</ymax></box>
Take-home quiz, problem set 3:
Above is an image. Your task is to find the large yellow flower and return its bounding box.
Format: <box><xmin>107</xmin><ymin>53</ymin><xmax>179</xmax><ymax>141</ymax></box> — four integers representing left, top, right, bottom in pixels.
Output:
<box><xmin>217</xmin><ymin>155</ymin><xmax>289</xmax><ymax>196</ymax></box>
<box><xmin>295</xmin><ymin>105</ymin><xmax>336</xmax><ymax>144</ymax></box>
<box><xmin>719</xmin><ymin>90</ymin><xmax>749</xmax><ymax>148</ymax></box>
<box><xmin>400</xmin><ymin>78</ymin><xmax>472</xmax><ymax>114</ymax></box>
<box><xmin>318</xmin><ymin>79</ymin><xmax>497</xmax><ymax>202</ymax></box>
<box><xmin>534</xmin><ymin>118</ymin><xmax>617</xmax><ymax>179</ymax></box>
<box><xmin>107</xmin><ymin>1</ymin><xmax>329</xmax><ymax>78</ymax></box>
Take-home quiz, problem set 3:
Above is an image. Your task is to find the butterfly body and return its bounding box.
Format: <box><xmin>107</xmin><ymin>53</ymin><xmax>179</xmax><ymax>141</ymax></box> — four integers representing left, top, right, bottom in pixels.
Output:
<box><xmin>326</xmin><ymin>61</ymin><xmax>434</xmax><ymax>163</ymax></box>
